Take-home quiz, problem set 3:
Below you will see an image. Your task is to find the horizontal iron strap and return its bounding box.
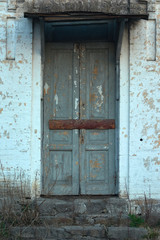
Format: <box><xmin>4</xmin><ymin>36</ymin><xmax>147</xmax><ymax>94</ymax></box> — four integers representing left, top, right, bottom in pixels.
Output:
<box><xmin>49</xmin><ymin>119</ymin><xmax>115</xmax><ymax>130</ymax></box>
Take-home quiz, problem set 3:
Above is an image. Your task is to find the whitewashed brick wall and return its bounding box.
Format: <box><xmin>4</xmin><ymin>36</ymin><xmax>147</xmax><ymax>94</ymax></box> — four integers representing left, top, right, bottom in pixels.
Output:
<box><xmin>128</xmin><ymin>4</ymin><xmax>160</xmax><ymax>199</ymax></box>
<box><xmin>0</xmin><ymin>0</ymin><xmax>33</xmax><ymax>194</ymax></box>
<box><xmin>119</xmin><ymin>2</ymin><xmax>160</xmax><ymax>199</ymax></box>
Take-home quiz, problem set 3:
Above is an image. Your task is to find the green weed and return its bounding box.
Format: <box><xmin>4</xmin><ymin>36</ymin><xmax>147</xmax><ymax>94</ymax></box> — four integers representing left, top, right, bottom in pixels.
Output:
<box><xmin>129</xmin><ymin>214</ymin><xmax>144</xmax><ymax>227</ymax></box>
<box><xmin>0</xmin><ymin>219</ymin><xmax>10</xmax><ymax>239</ymax></box>
<box><xmin>143</xmin><ymin>228</ymin><xmax>159</xmax><ymax>239</ymax></box>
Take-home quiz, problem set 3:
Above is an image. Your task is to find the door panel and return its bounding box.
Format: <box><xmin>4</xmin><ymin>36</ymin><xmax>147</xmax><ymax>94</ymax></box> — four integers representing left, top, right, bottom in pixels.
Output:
<box><xmin>80</xmin><ymin>43</ymin><xmax>115</xmax><ymax>194</ymax></box>
<box><xmin>87</xmin><ymin>49</ymin><xmax>108</xmax><ymax>118</ymax></box>
<box><xmin>51</xmin><ymin>49</ymin><xmax>73</xmax><ymax>119</ymax></box>
<box><xmin>43</xmin><ymin>43</ymin><xmax>79</xmax><ymax>195</ymax></box>
<box><xmin>43</xmin><ymin>42</ymin><xmax>115</xmax><ymax>195</ymax></box>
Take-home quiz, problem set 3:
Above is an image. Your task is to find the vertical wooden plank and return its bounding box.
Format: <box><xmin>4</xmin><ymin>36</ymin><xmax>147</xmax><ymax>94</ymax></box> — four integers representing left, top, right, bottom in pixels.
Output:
<box><xmin>80</xmin><ymin>42</ymin><xmax>116</xmax><ymax>195</ymax></box>
<box><xmin>42</xmin><ymin>43</ymin><xmax>52</xmax><ymax>194</ymax></box>
<box><xmin>43</xmin><ymin>43</ymin><xmax>79</xmax><ymax>195</ymax></box>
<box><xmin>108</xmin><ymin>44</ymin><xmax>116</xmax><ymax>194</ymax></box>
<box><xmin>6</xmin><ymin>18</ymin><xmax>16</xmax><ymax>60</ymax></box>
<box><xmin>72</xmin><ymin>43</ymin><xmax>80</xmax><ymax>194</ymax></box>
<box><xmin>79</xmin><ymin>43</ymin><xmax>87</xmax><ymax>194</ymax></box>
<box><xmin>73</xmin><ymin>43</ymin><xmax>80</xmax><ymax>120</ymax></box>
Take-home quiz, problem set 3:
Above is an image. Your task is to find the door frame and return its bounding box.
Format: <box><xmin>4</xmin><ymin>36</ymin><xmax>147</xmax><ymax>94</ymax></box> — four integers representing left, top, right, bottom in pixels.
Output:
<box><xmin>30</xmin><ymin>18</ymin><xmax>130</xmax><ymax>198</ymax></box>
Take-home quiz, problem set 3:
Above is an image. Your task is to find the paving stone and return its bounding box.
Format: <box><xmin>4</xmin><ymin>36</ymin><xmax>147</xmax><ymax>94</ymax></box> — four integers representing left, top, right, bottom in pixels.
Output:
<box><xmin>107</xmin><ymin>227</ymin><xmax>148</xmax><ymax>240</ymax></box>
<box><xmin>11</xmin><ymin>225</ymin><xmax>107</xmax><ymax>239</ymax></box>
<box><xmin>11</xmin><ymin>226</ymin><xmax>150</xmax><ymax>240</ymax></box>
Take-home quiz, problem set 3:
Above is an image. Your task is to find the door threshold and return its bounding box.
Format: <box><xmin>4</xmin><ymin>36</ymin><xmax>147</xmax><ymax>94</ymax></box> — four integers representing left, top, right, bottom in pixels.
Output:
<box><xmin>40</xmin><ymin>194</ymin><xmax>119</xmax><ymax>199</ymax></box>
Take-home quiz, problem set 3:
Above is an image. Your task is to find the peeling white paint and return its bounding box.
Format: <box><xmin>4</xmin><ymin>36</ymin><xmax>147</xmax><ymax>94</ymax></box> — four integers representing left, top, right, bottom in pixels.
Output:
<box><xmin>74</xmin><ymin>80</ymin><xmax>77</xmax><ymax>87</ymax></box>
<box><xmin>97</xmin><ymin>85</ymin><xmax>103</xmax><ymax>97</ymax></box>
<box><xmin>44</xmin><ymin>82</ymin><xmax>49</xmax><ymax>95</ymax></box>
<box><xmin>54</xmin><ymin>94</ymin><xmax>58</xmax><ymax>105</ymax></box>
<box><xmin>55</xmin><ymin>159</ymin><xmax>58</xmax><ymax>166</ymax></box>
<box><xmin>75</xmin><ymin>98</ymin><xmax>79</xmax><ymax>110</ymax></box>
<box><xmin>96</xmin><ymin>85</ymin><xmax>104</xmax><ymax>110</ymax></box>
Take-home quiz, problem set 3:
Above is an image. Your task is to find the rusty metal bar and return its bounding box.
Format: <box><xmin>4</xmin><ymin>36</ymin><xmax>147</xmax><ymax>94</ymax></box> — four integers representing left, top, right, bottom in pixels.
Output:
<box><xmin>49</xmin><ymin>119</ymin><xmax>115</xmax><ymax>130</ymax></box>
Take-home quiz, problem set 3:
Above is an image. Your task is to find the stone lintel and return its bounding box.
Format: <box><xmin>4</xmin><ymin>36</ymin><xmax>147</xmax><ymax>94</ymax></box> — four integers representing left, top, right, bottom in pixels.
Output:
<box><xmin>20</xmin><ymin>0</ymin><xmax>148</xmax><ymax>16</ymax></box>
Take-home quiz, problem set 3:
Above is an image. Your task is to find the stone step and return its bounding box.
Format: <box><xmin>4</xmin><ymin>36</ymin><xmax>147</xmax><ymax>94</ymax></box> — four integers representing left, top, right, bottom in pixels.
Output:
<box><xmin>33</xmin><ymin>197</ymin><xmax>129</xmax><ymax>227</ymax></box>
<box><xmin>35</xmin><ymin>197</ymin><xmax>129</xmax><ymax>217</ymax></box>
<box><xmin>10</xmin><ymin>226</ymin><xmax>148</xmax><ymax>240</ymax></box>
<box><xmin>39</xmin><ymin>213</ymin><xmax>129</xmax><ymax>226</ymax></box>
<box><xmin>108</xmin><ymin>227</ymin><xmax>148</xmax><ymax>240</ymax></box>
<box><xmin>11</xmin><ymin>225</ymin><xmax>106</xmax><ymax>240</ymax></box>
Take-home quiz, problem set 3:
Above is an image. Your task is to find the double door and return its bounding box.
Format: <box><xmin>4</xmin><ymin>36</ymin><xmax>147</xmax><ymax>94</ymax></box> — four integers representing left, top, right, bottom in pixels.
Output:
<box><xmin>43</xmin><ymin>42</ymin><xmax>116</xmax><ymax>195</ymax></box>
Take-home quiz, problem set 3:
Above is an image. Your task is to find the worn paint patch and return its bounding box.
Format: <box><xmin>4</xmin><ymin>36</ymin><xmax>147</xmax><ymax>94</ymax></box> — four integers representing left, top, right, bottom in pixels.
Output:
<box><xmin>54</xmin><ymin>94</ymin><xmax>58</xmax><ymax>105</ymax></box>
<box><xmin>90</xmin><ymin>160</ymin><xmax>102</xmax><ymax>169</ymax></box>
<box><xmin>3</xmin><ymin>130</ymin><xmax>9</xmax><ymax>139</ymax></box>
<box><xmin>0</xmin><ymin>77</ymin><xmax>3</xmax><ymax>84</ymax></box>
<box><xmin>59</xmin><ymin>131</ymin><xmax>68</xmax><ymax>136</ymax></box>
<box><xmin>142</xmin><ymin>90</ymin><xmax>155</xmax><ymax>109</ymax></box>
<box><xmin>96</xmin><ymin>85</ymin><xmax>104</xmax><ymax>110</ymax></box>
<box><xmin>74</xmin><ymin>80</ymin><xmax>77</xmax><ymax>87</ymax></box>
<box><xmin>93</xmin><ymin>66</ymin><xmax>98</xmax><ymax>75</ymax></box>
<box><xmin>0</xmin><ymin>108</ymin><xmax>3</xmax><ymax>114</ymax></box>
<box><xmin>34</xmin><ymin>129</ymin><xmax>37</xmax><ymax>134</ymax></box>
<box><xmin>44</xmin><ymin>83</ymin><xmax>50</xmax><ymax>95</ymax></box>
<box><xmin>92</xmin><ymin>132</ymin><xmax>99</xmax><ymax>136</ymax></box>
<box><xmin>54</xmin><ymin>73</ymin><xmax>58</xmax><ymax>79</ymax></box>
<box><xmin>154</xmin><ymin>135</ymin><xmax>160</xmax><ymax>149</ymax></box>
<box><xmin>75</xmin><ymin>98</ymin><xmax>79</xmax><ymax>110</ymax></box>
<box><xmin>143</xmin><ymin>157</ymin><xmax>150</xmax><ymax>171</ymax></box>
<box><xmin>152</xmin><ymin>157</ymin><xmax>160</xmax><ymax>166</ymax></box>
<box><xmin>90</xmin><ymin>93</ymin><xmax>97</xmax><ymax>102</ymax></box>
<box><xmin>90</xmin><ymin>174</ymin><xmax>97</xmax><ymax>178</ymax></box>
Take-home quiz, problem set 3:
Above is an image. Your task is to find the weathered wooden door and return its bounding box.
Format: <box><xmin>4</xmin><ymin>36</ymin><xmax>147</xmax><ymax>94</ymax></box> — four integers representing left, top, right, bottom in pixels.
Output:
<box><xmin>43</xmin><ymin>42</ymin><xmax>116</xmax><ymax>195</ymax></box>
